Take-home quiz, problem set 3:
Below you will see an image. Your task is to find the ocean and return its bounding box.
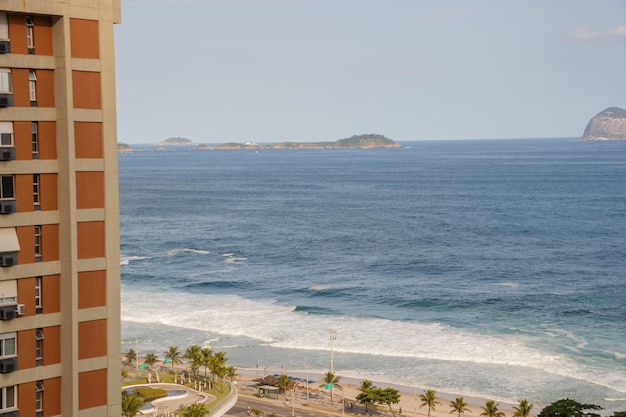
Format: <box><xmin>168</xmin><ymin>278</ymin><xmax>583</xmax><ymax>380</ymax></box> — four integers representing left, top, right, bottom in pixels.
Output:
<box><xmin>119</xmin><ymin>138</ymin><xmax>626</xmax><ymax>413</ymax></box>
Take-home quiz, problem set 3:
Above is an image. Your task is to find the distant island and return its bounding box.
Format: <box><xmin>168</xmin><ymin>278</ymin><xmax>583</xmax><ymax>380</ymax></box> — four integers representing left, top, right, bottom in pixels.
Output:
<box><xmin>197</xmin><ymin>134</ymin><xmax>401</xmax><ymax>150</ymax></box>
<box><xmin>157</xmin><ymin>136</ymin><xmax>194</xmax><ymax>146</ymax></box>
<box><xmin>118</xmin><ymin>142</ymin><xmax>133</xmax><ymax>152</ymax></box>
<box><xmin>582</xmin><ymin>107</ymin><xmax>626</xmax><ymax>140</ymax></box>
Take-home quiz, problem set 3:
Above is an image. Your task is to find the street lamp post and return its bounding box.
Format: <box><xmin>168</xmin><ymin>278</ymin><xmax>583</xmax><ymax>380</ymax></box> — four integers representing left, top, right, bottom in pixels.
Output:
<box><xmin>292</xmin><ymin>381</ymin><xmax>300</xmax><ymax>417</ymax></box>
<box><xmin>340</xmin><ymin>386</ymin><xmax>344</xmax><ymax>416</ymax></box>
<box><xmin>306</xmin><ymin>366</ymin><xmax>310</xmax><ymax>404</ymax></box>
<box><xmin>329</xmin><ymin>328</ymin><xmax>337</xmax><ymax>373</ymax></box>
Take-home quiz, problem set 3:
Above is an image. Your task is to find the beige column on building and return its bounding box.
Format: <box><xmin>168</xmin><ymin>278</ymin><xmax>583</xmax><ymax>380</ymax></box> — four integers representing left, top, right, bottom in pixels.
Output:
<box><xmin>0</xmin><ymin>1</ymin><xmax>121</xmax><ymax>416</ymax></box>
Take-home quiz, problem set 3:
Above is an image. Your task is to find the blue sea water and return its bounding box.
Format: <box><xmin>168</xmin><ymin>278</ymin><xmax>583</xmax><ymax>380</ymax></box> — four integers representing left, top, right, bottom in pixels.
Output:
<box><xmin>119</xmin><ymin>138</ymin><xmax>626</xmax><ymax>413</ymax></box>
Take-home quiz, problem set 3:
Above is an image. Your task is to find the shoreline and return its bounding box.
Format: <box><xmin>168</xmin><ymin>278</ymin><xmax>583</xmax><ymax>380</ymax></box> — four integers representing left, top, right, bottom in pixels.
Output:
<box><xmin>124</xmin><ymin>358</ymin><xmax>526</xmax><ymax>417</ymax></box>
<box><xmin>235</xmin><ymin>367</ymin><xmax>524</xmax><ymax>416</ymax></box>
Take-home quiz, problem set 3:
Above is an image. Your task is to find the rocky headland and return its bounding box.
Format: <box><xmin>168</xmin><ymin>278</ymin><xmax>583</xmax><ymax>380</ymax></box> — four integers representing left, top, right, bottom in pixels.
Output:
<box><xmin>582</xmin><ymin>107</ymin><xmax>626</xmax><ymax>140</ymax></box>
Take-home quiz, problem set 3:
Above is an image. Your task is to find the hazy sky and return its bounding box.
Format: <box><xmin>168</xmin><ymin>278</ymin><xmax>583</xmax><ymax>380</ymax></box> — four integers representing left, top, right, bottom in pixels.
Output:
<box><xmin>114</xmin><ymin>0</ymin><xmax>626</xmax><ymax>144</ymax></box>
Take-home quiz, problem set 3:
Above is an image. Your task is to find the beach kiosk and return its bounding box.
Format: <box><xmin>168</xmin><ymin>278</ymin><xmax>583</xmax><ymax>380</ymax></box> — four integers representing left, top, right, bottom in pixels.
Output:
<box><xmin>258</xmin><ymin>385</ymin><xmax>280</xmax><ymax>400</ymax></box>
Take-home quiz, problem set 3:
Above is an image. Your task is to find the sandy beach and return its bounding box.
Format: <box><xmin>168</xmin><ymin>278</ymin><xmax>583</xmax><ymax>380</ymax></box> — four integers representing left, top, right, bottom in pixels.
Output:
<box><xmin>234</xmin><ymin>368</ymin><xmax>524</xmax><ymax>417</ymax></box>
<box><xmin>123</xmin><ymin>357</ymin><xmax>528</xmax><ymax>417</ymax></box>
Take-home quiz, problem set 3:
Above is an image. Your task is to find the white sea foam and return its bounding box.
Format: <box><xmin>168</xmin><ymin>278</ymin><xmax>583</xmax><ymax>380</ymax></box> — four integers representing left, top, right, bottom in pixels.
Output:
<box><xmin>546</xmin><ymin>328</ymin><xmax>589</xmax><ymax>350</ymax></box>
<box><xmin>187</xmin><ymin>268</ymin><xmax>235</xmax><ymax>276</ymax></box>
<box><xmin>495</xmin><ymin>282</ymin><xmax>519</xmax><ymax>288</ymax></box>
<box><xmin>167</xmin><ymin>248</ymin><xmax>211</xmax><ymax>256</ymax></box>
<box><xmin>308</xmin><ymin>285</ymin><xmax>332</xmax><ymax>291</ymax></box>
<box><xmin>120</xmin><ymin>255</ymin><xmax>149</xmax><ymax>266</ymax></box>
<box><xmin>120</xmin><ymin>286</ymin><xmax>626</xmax><ymax>395</ymax></box>
<box><xmin>224</xmin><ymin>257</ymin><xmax>247</xmax><ymax>264</ymax></box>
<box><xmin>611</xmin><ymin>351</ymin><xmax>626</xmax><ymax>360</ymax></box>
<box><xmin>185</xmin><ymin>248</ymin><xmax>211</xmax><ymax>255</ymax></box>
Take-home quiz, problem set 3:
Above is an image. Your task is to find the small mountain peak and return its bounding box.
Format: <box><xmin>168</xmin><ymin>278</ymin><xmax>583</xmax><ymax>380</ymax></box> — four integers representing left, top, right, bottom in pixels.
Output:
<box><xmin>582</xmin><ymin>107</ymin><xmax>626</xmax><ymax>140</ymax></box>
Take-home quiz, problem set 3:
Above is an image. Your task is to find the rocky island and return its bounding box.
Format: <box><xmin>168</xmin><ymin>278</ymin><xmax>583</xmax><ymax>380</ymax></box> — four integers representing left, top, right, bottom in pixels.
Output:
<box><xmin>157</xmin><ymin>136</ymin><xmax>194</xmax><ymax>146</ymax></box>
<box><xmin>117</xmin><ymin>142</ymin><xmax>133</xmax><ymax>152</ymax></box>
<box><xmin>200</xmin><ymin>134</ymin><xmax>401</xmax><ymax>150</ymax></box>
<box><xmin>582</xmin><ymin>107</ymin><xmax>626</xmax><ymax>140</ymax></box>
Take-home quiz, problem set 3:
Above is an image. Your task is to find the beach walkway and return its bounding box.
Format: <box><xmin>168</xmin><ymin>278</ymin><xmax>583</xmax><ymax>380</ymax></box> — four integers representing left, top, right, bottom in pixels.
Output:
<box><xmin>123</xmin><ymin>383</ymin><xmax>213</xmax><ymax>415</ymax></box>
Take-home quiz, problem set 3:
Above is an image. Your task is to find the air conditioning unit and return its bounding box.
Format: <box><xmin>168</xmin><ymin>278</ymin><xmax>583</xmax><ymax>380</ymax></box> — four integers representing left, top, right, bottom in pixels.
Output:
<box><xmin>0</xmin><ymin>41</ymin><xmax>9</xmax><ymax>54</ymax></box>
<box><xmin>0</xmin><ymin>305</ymin><xmax>16</xmax><ymax>320</ymax></box>
<box><xmin>0</xmin><ymin>200</ymin><xmax>16</xmax><ymax>214</ymax></box>
<box><xmin>0</xmin><ymin>357</ymin><xmax>18</xmax><ymax>373</ymax></box>
<box><xmin>0</xmin><ymin>148</ymin><xmax>15</xmax><ymax>161</ymax></box>
<box><xmin>16</xmin><ymin>304</ymin><xmax>25</xmax><ymax>316</ymax></box>
<box><xmin>0</xmin><ymin>253</ymin><xmax>17</xmax><ymax>267</ymax></box>
<box><xmin>0</xmin><ymin>93</ymin><xmax>13</xmax><ymax>108</ymax></box>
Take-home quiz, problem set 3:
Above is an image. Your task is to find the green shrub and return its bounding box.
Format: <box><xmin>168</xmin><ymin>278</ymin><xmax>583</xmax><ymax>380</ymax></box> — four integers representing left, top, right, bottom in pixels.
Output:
<box><xmin>133</xmin><ymin>388</ymin><xmax>167</xmax><ymax>402</ymax></box>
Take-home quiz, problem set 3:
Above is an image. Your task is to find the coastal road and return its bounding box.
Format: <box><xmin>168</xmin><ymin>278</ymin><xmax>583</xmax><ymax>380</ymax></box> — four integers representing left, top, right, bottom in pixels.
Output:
<box><xmin>224</xmin><ymin>395</ymin><xmax>367</xmax><ymax>417</ymax></box>
<box><xmin>224</xmin><ymin>396</ymin><xmax>324</xmax><ymax>417</ymax></box>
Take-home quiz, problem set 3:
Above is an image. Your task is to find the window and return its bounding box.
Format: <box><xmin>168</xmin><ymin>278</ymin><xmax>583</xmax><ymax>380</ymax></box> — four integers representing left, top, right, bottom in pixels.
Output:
<box><xmin>0</xmin><ymin>385</ymin><xmax>16</xmax><ymax>411</ymax></box>
<box><xmin>33</xmin><ymin>174</ymin><xmax>40</xmax><ymax>209</ymax></box>
<box><xmin>34</xmin><ymin>225</ymin><xmax>42</xmax><ymax>261</ymax></box>
<box><xmin>0</xmin><ymin>333</ymin><xmax>16</xmax><ymax>359</ymax></box>
<box><xmin>32</xmin><ymin>121</ymin><xmax>39</xmax><ymax>158</ymax></box>
<box><xmin>35</xmin><ymin>276</ymin><xmax>42</xmax><ymax>312</ymax></box>
<box><xmin>0</xmin><ymin>122</ymin><xmax>12</xmax><ymax>147</ymax></box>
<box><xmin>0</xmin><ymin>69</ymin><xmax>11</xmax><ymax>93</ymax></box>
<box><xmin>0</xmin><ymin>176</ymin><xmax>13</xmax><ymax>200</ymax></box>
<box><xmin>35</xmin><ymin>328</ymin><xmax>43</xmax><ymax>366</ymax></box>
<box><xmin>0</xmin><ymin>133</ymin><xmax>11</xmax><ymax>146</ymax></box>
<box><xmin>0</xmin><ymin>281</ymin><xmax>17</xmax><ymax>305</ymax></box>
<box><xmin>0</xmin><ymin>232</ymin><xmax>19</xmax><ymax>268</ymax></box>
<box><xmin>36</xmin><ymin>381</ymin><xmax>44</xmax><ymax>416</ymax></box>
<box><xmin>29</xmin><ymin>70</ymin><xmax>37</xmax><ymax>105</ymax></box>
<box><xmin>0</xmin><ymin>13</ymin><xmax>8</xmax><ymax>40</ymax></box>
<box><xmin>26</xmin><ymin>16</ymin><xmax>35</xmax><ymax>54</ymax></box>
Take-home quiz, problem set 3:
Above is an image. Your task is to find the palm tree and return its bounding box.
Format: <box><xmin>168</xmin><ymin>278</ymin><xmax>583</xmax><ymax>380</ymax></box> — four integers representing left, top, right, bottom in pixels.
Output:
<box><xmin>125</xmin><ymin>348</ymin><xmax>137</xmax><ymax>365</ymax></box>
<box><xmin>208</xmin><ymin>355</ymin><xmax>222</xmax><ymax>389</ymax></box>
<box><xmin>144</xmin><ymin>352</ymin><xmax>158</xmax><ymax>369</ymax></box>
<box><xmin>215</xmin><ymin>362</ymin><xmax>227</xmax><ymax>392</ymax></box>
<box><xmin>513</xmin><ymin>399</ymin><xmax>533</xmax><ymax>417</ymax></box>
<box><xmin>182</xmin><ymin>402</ymin><xmax>208</xmax><ymax>417</ymax></box>
<box><xmin>185</xmin><ymin>345</ymin><xmax>203</xmax><ymax>379</ymax></box>
<box><xmin>185</xmin><ymin>344</ymin><xmax>202</xmax><ymax>359</ymax></box>
<box><xmin>356</xmin><ymin>379</ymin><xmax>376</xmax><ymax>412</ymax></box>
<box><xmin>319</xmin><ymin>371</ymin><xmax>342</xmax><ymax>405</ymax></box>
<box><xmin>225</xmin><ymin>365</ymin><xmax>238</xmax><ymax>383</ymax></box>
<box><xmin>201</xmin><ymin>347</ymin><xmax>213</xmax><ymax>379</ymax></box>
<box><xmin>121</xmin><ymin>392</ymin><xmax>143</xmax><ymax>417</ymax></box>
<box><xmin>419</xmin><ymin>389</ymin><xmax>441</xmax><ymax>417</ymax></box>
<box><xmin>276</xmin><ymin>374</ymin><xmax>292</xmax><ymax>397</ymax></box>
<box><xmin>209</xmin><ymin>351</ymin><xmax>228</xmax><ymax>390</ymax></box>
<box><xmin>450</xmin><ymin>397</ymin><xmax>472</xmax><ymax>417</ymax></box>
<box><xmin>164</xmin><ymin>345</ymin><xmax>182</xmax><ymax>370</ymax></box>
<box><xmin>250</xmin><ymin>407</ymin><xmax>264</xmax><ymax>417</ymax></box>
<box><xmin>481</xmin><ymin>400</ymin><xmax>505</xmax><ymax>417</ymax></box>
<box><xmin>212</xmin><ymin>351</ymin><xmax>227</xmax><ymax>375</ymax></box>
<box><xmin>359</xmin><ymin>379</ymin><xmax>374</xmax><ymax>392</ymax></box>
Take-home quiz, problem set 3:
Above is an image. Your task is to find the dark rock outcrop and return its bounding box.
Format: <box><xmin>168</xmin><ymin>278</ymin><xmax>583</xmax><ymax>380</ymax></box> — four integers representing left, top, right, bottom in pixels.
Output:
<box><xmin>582</xmin><ymin>107</ymin><xmax>626</xmax><ymax>140</ymax></box>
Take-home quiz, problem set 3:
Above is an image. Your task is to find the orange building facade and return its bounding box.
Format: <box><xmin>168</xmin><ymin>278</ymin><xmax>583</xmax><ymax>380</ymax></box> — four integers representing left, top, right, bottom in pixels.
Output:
<box><xmin>0</xmin><ymin>1</ymin><xmax>121</xmax><ymax>416</ymax></box>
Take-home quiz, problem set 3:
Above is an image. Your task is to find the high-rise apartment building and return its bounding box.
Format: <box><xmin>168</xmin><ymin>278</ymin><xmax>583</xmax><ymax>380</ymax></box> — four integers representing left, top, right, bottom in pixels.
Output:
<box><xmin>0</xmin><ymin>1</ymin><xmax>121</xmax><ymax>416</ymax></box>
